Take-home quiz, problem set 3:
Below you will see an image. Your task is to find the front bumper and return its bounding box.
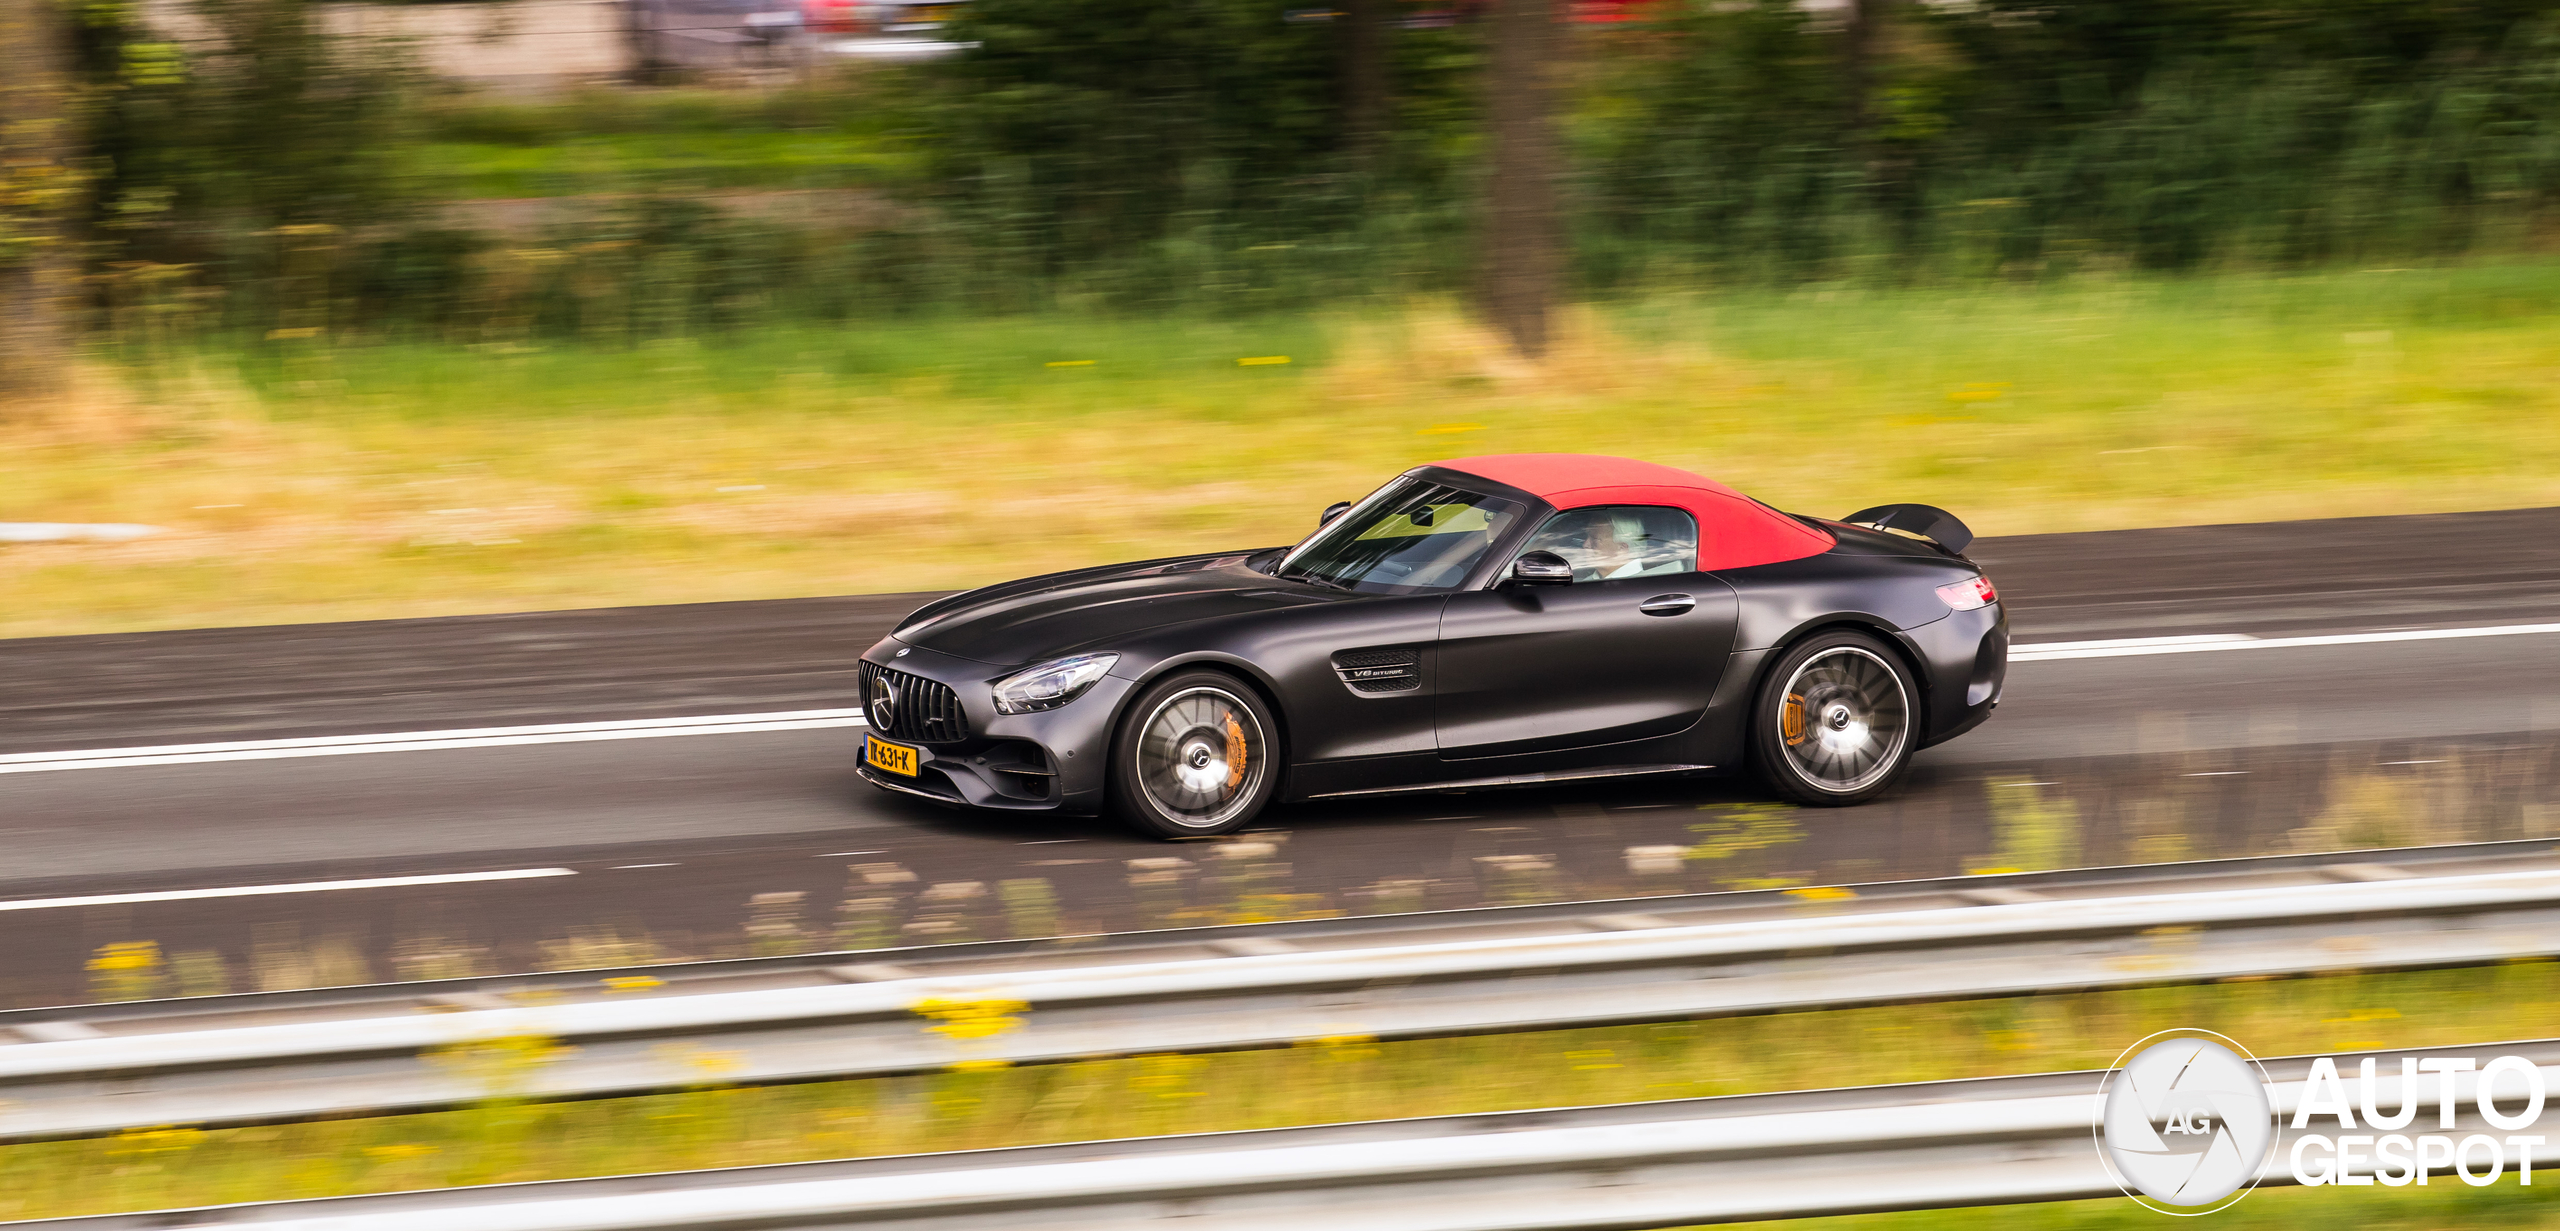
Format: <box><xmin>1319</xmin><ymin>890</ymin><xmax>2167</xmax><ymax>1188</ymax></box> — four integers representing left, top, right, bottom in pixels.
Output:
<box><xmin>853</xmin><ymin>640</ymin><xmax>1126</xmax><ymax>815</ymax></box>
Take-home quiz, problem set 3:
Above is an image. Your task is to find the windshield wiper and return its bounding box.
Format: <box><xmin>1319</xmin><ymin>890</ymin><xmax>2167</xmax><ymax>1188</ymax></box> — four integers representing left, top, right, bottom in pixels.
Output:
<box><xmin>1283</xmin><ymin>569</ymin><xmax>1353</xmax><ymax>592</ymax></box>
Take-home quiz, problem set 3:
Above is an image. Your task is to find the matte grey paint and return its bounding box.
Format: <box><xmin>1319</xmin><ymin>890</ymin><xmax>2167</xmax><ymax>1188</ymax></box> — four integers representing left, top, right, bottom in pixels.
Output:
<box><xmin>856</xmin><ymin>512</ymin><xmax>2004</xmax><ymax>814</ymax></box>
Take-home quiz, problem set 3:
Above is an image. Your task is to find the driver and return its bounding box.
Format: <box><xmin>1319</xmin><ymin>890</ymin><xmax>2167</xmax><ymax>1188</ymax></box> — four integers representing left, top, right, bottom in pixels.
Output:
<box><xmin>1534</xmin><ymin>509</ymin><xmax>1687</xmax><ymax>580</ymax></box>
<box><xmin>1523</xmin><ymin>509</ymin><xmax>1633</xmax><ymax>580</ymax></box>
<box><xmin>1578</xmin><ymin>514</ymin><xmax>1640</xmax><ymax>579</ymax></box>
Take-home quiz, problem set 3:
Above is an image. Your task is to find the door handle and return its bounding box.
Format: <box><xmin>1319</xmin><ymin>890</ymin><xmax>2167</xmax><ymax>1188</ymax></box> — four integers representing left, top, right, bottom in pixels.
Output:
<box><xmin>1637</xmin><ymin>593</ymin><xmax>1695</xmax><ymax>616</ymax></box>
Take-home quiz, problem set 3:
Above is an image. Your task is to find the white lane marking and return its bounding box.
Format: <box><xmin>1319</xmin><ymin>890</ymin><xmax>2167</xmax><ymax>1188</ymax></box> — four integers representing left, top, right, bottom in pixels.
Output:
<box><xmin>21</xmin><ymin>620</ymin><xmax>2552</xmax><ymax>775</ymax></box>
<box><xmin>2012</xmin><ymin>622</ymin><xmax>2560</xmax><ymax>662</ymax></box>
<box><xmin>0</xmin><ymin>868</ymin><xmax>574</xmax><ymax>913</ymax></box>
<box><xmin>0</xmin><ymin>709</ymin><xmax>868</xmax><ymax>775</ymax></box>
<box><xmin>0</xmin><ymin>709</ymin><xmax>868</xmax><ymax>763</ymax></box>
<box><xmin>2013</xmin><ymin>633</ymin><xmax>2257</xmax><ymax>653</ymax></box>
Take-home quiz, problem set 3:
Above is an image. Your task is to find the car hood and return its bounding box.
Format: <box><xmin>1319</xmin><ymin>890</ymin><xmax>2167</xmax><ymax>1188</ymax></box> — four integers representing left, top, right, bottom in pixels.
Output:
<box><xmin>892</xmin><ymin>552</ymin><xmax>1327</xmax><ymax>667</ymax></box>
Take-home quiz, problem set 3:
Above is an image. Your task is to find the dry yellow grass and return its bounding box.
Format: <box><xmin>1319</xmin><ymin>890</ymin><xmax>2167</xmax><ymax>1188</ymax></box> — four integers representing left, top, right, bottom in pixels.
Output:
<box><xmin>7</xmin><ymin>270</ymin><xmax>2560</xmax><ymax>639</ymax></box>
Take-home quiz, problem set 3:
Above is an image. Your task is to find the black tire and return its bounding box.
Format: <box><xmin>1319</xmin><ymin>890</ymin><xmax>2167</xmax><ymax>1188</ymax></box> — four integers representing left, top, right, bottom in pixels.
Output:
<box><xmin>1750</xmin><ymin>629</ymin><xmax>1919</xmax><ymax>806</ymax></box>
<box><xmin>1107</xmin><ymin>670</ymin><xmax>1282</xmax><ymax>839</ymax></box>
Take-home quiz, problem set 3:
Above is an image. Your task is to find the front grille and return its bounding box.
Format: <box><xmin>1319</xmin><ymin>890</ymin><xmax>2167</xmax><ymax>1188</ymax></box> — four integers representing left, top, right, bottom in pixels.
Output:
<box><xmin>1333</xmin><ymin>647</ymin><xmax>1421</xmax><ymax>694</ymax></box>
<box><xmin>860</xmin><ymin>661</ymin><xmax>970</xmax><ymax>743</ymax></box>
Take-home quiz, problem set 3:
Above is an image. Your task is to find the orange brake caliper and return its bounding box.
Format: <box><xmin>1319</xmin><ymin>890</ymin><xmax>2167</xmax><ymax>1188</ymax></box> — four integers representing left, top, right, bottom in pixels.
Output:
<box><xmin>1782</xmin><ymin>693</ymin><xmax>1808</xmax><ymax>746</ymax></box>
<box><xmin>1224</xmin><ymin>715</ymin><xmax>1249</xmax><ymax>791</ymax></box>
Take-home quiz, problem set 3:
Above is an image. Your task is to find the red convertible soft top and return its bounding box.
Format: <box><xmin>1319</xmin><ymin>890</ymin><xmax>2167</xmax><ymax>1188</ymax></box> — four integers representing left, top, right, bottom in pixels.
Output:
<box><xmin>1432</xmin><ymin>453</ymin><xmax>1835</xmax><ymax>572</ymax></box>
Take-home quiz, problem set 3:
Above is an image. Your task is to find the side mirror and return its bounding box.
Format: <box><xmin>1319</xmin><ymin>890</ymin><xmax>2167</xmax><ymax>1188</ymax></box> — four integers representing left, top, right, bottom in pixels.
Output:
<box><xmin>1319</xmin><ymin>501</ymin><xmax>1353</xmax><ymax>527</ymax></box>
<box><xmin>1509</xmin><ymin>550</ymin><xmax>1573</xmax><ymax>585</ymax></box>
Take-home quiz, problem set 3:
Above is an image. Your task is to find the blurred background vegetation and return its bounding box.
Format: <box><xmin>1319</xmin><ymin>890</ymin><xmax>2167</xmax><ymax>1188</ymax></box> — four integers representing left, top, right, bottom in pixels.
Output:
<box><xmin>7</xmin><ymin>0</ymin><xmax>2560</xmax><ymax>633</ymax></box>
<box><xmin>10</xmin><ymin>0</ymin><xmax>2560</xmax><ymax>343</ymax></box>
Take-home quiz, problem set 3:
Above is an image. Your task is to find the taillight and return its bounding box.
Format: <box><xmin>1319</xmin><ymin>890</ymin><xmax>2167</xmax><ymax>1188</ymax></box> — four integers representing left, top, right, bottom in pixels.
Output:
<box><xmin>1936</xmin><ymin>575</ymin><xmax>1997</xmax><ymax>611</ymax></box>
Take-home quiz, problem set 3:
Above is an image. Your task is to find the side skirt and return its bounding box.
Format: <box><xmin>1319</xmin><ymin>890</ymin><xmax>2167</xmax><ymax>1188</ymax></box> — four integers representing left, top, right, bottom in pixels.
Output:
<box><xmin>1306</xmin><ymin>763</ymin><xmax>1717</xmax><ymax>800</ymax></box>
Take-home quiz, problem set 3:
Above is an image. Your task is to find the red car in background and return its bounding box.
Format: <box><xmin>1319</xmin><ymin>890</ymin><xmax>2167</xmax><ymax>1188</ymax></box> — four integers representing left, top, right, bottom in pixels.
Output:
<box><xmin>800</xmin><ymin>0</ymin><xmax>967</xmax><ymax>37</ymax></box>
<box><xmin>1569</xmin><ymin>0</ymin><xmax>1662</xmax><ymax>20</ymax></box>
<box><xmin>1394</xmin><ymin>0</ymin><xmax>1662</xmax><ymax>28</ymax></box>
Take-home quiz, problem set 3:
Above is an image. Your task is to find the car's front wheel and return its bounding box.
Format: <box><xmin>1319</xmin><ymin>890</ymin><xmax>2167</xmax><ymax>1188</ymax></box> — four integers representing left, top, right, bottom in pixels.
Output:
<box><xmin>1108</xmin><ymin>670</ymin><xmax>1280</xmax><ymax>839</ymax></box>
<box><xmin>1750</xmin><ymin>630</ymin><xmax>1918</xmax><ymax>806</ymax></box>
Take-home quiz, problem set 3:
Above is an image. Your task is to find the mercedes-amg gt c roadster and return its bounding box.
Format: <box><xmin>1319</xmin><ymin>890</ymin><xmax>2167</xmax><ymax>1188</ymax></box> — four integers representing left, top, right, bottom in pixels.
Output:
<box><xmin>856</xmin><ymin>454</ymin><xmax>2007</xmax><ymax>838</ymax></box>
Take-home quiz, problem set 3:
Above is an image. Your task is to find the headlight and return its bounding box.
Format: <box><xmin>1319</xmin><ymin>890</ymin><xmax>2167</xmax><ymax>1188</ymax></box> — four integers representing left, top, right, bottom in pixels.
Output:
<box><xmin>992</xmin><ymin>653</ymin><xmax>1118</xmax><ymax>715</ymax></box>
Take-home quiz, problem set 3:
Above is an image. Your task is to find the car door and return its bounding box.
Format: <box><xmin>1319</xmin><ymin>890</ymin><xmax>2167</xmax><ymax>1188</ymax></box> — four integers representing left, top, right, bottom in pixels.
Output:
<box><xmin>1434</xmin><ymin>506</ymin><xmax>1740</xmax><ymax>760</ymax></box>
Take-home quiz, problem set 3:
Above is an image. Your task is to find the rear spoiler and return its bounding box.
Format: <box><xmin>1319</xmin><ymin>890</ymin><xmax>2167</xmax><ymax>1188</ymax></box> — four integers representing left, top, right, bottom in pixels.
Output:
<box><xmin>1842</xmin><ymin>504</ymin><xmax>1974</xmax><ymax>556</ymax></box>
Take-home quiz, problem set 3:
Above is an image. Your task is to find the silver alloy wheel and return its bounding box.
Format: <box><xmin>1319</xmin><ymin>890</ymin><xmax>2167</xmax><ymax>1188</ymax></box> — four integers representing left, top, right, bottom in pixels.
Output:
<box><xmin>1134</xmin><ymin>686</ymin><xmax>1267</xmax><ymax>829</ymax></box>
<box><xmin>1776</xmin><ymin>645</ymin><xmax>1909</xmax><ymax>794</ymax></box>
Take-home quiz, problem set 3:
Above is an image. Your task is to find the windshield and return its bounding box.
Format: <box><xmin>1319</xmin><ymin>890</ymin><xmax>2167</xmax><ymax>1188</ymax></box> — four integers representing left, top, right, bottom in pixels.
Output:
<box><xmin>1277</xmin><ymin>477</ymin><xmax>1525</xmax><ymax>593</ymax></box>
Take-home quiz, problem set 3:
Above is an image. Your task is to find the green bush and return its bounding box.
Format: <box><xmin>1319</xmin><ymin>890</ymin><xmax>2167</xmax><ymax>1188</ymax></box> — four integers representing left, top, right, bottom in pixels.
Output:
<box><xmin>907</xmin><ymin>0</ymin><xmax>1485</xmax><ymax>310</ymax></box>
<box><xmin>51</xmin><ymin>0</ymin><xmax>2560</xmax><ymax>338</ymax></box>
<box><xmin>1575</xmin><ymin>0</ymin><xmax>2560</xmax><ymax>283</ymax></box>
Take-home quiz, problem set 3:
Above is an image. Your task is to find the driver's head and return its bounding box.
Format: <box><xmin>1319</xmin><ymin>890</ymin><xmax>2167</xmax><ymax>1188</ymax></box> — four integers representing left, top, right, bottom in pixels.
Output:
<box><xmin>1582</xmin><ymin>514</ymin><xmax>1631</xmax><ymax>569</ymax></box>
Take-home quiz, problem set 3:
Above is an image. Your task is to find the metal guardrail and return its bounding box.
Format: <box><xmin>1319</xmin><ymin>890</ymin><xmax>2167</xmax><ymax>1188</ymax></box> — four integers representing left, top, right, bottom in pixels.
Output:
<box><xmin>32</xmin><ymin>1039</ymin><xmax>2560</xmax><ymax>1230</ymax></box>
<box><xmin>6</xmin><ymin>841</ymin><xmax>2560</xmax><ymax>1141</ymax></box>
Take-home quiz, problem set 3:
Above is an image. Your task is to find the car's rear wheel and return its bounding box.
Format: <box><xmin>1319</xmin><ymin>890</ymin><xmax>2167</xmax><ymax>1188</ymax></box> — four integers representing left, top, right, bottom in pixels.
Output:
<box><xmin>1751</xmin><ymin>630</ymin><xmax>1917</xmax><ymax>805</ymax></box>
<box><xmin>1108</xmin><ymin>671</ymin><xmax>1279</xmax><ymax>839</ymax></box>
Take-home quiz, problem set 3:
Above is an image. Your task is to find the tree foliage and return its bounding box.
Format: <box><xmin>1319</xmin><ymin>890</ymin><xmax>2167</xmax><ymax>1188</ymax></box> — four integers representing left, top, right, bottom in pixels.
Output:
<box><xmin>914</xmin><ymin>0</ymin><xmax>1485</xmax><ymax>305</ymax></box>
<box><xmin>71</xmin><ymin>0</ymin><xmax>405</xmax><ymax>302</ymax></box>
<box><xmin>27</xmin><ymin>0</ymin><xmax>2560</xmax><ymax>344</ymax></box>
<box><xmin>1580</xmin><ymin>0</ymin><xmax>2560</xmax><ymax>281</ymax></box>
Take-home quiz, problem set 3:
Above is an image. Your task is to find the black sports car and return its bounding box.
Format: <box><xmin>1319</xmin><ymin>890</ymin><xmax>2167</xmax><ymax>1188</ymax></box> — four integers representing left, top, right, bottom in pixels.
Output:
<box><xmin>855</xmin><ymin>454</ymin><xmax>2007</xmax><ymax>838</ymax></box>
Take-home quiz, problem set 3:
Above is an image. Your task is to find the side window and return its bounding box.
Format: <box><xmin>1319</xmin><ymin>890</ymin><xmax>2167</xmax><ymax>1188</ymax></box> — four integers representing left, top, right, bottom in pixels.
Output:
<box><xmin>1521</xmin><ymin>506</ymin><xmax>1698</xmax><ymax>582</ymax></box>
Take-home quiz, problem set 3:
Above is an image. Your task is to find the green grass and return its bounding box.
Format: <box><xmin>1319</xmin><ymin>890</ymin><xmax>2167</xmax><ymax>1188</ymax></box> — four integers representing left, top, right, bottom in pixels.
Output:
<box><xmin>400</xmin><ymin>131</ymin><xmax>912</xmax><ymax>199</ymax></box>
<box><xmin>1796</xmin><ymin>1183</ymin><xmax>2560</xmax><ymax>1230</ymax></box>
<box><xmin>394</xmin><ymin>85</ymin><xmax>920</xmax><ymax>199</ymax></box>
<box><xmin>4</xmin><ymin>962</ymin><xmax>2554</xmax><ymax>1220</ymax></box>
<box><xmin>9</xmin><ymin>261</ymin><xmax>2560</xmax><ymax>638</ymax></box>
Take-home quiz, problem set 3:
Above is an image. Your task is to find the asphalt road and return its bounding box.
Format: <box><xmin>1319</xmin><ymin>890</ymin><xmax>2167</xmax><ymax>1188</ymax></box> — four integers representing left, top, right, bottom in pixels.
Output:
<box><xmin>2</xmin><ymin>507</ymin><xmax>2555</xmax><ymax>1008</ymax></box>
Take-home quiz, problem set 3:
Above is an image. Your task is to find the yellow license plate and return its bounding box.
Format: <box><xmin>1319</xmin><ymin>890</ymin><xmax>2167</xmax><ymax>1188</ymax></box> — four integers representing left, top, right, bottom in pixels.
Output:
<box><xmin>866</xmin><ymin>736</ymin><xmax>919</xmax><ymax>777</ymax></box>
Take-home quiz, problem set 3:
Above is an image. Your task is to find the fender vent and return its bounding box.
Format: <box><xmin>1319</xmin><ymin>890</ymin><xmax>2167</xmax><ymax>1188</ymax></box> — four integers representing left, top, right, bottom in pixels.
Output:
<box><xmin>1333</xmin><ymin>647</ymin><xmax>1421</xmax><ymax>694</ymax></box>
